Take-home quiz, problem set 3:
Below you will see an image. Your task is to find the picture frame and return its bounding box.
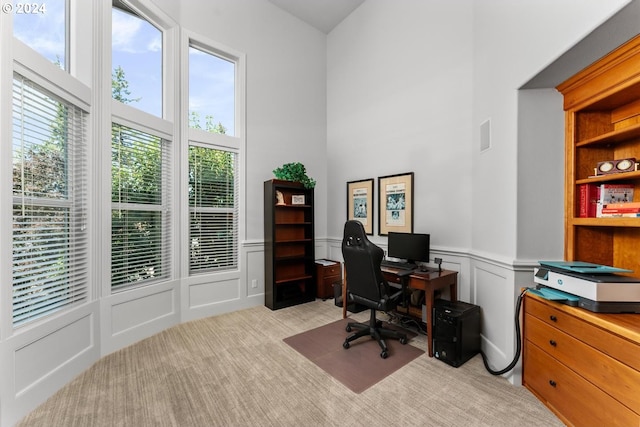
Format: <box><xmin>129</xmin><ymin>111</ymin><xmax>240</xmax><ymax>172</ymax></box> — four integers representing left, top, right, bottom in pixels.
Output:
<box><xmin>291</xmin><ymin>194</ymin><xmax>306</xmax><ymax>205</ymax></box>
<box><xmin>378</xmin><ymin>172</ymin><xmax>414</xmax><ymax>235</ymax></box>
<box><xmin>346</xmin><ymin>178</ymin><xmax>374</xmax><ymax>235</ymax></box>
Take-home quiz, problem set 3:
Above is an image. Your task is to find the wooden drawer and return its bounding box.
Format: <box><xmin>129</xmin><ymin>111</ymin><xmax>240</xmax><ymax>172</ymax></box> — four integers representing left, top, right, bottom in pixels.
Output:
<box><xmin>383</xmin><ymin>271</ymin><xmax>403</xmax><ymax>285</ymax></box>
<box><xmin>316</xmin><ymin>261</ymin><xmax>341</xmax><ymax>299</ymax></box>
<box><xmin>526</xmin><ymin>296</ymin><xmax>640</xmax><ymax>372</ymax></box>
<box><xmin>524</xmin><ymin>341</ymin><xmax>640</xmax><ymax>427</ymax></box>
<box><xmin>322</xmin><ymin>263</ymin><xmax>340</xmax><ymax>278</ymax></box>
<box><xmin>526</xmin><ymin>313</ymin><xmax>640</xmax><ymax>411</ymax></box>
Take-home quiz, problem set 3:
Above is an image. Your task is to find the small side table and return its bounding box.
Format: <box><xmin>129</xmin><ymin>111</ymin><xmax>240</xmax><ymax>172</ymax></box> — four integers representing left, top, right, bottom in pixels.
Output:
<box><xmin>315</xmin><ymin>259</ymin><xmax>341</xmax><ymax>300</ymax></box>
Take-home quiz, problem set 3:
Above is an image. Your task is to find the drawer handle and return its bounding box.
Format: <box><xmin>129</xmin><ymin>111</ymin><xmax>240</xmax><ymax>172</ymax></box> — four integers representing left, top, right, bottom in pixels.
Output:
<box><xmin>549</xmin><ymin>380</ymin><xmax>557</xmax><ymax>387</ymax></box>
<box><xmin>549</xmin><ymin>340</ymin><xmax>557</xmax><ymax>347</ymax></box>
<box><xmin>549</xmin><ymin>315</ymin><xmax>558</xmax><ymax>322</ymax></box>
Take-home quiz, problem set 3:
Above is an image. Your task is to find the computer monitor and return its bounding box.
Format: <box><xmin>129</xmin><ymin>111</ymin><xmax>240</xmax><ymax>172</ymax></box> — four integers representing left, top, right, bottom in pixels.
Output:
<box><xmin>387</xmin><ymin>232</ymin><xmax>430</xmax><ymax>265</ymax></box>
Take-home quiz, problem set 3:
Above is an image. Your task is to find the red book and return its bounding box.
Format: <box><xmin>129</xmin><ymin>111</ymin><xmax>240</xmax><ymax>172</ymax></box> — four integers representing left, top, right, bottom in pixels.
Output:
<box><xmin>604</xmin><ymin>201</ymin><xmax>640</xmax><ymax>209</ymax></box>
<box><xmin>579</xmin><ymin>184</ymin><xmax>599</xmax><ymax>217</ymax></box>
<box><xmin>601</xmin><ymin>207</ymin><xmax>640</xmax><ymax>213</ymax></box>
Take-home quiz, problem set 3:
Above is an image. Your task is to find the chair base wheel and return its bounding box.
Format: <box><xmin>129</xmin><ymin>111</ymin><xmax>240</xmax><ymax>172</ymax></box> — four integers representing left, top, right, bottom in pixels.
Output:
<box><xmin>343</xmin><ymin>341</ymin><xmax>350</xmax><ymax>349</ymax></box>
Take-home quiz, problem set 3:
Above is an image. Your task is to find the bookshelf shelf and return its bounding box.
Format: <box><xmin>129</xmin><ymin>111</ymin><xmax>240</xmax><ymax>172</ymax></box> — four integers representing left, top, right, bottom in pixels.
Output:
<box><xmin>576</xmin><ymin>122</ymin><xmax>640</xmax><ymax>147</ymax></box>
<box><xmin>576</xmin><ymin>170</ymin><xmax>640</xmax><ymax>184</ymax></box>
<box><xmin>570</xmin><ymin>218</ymin><xmax>640</xmax><ymax>227</ymax></box>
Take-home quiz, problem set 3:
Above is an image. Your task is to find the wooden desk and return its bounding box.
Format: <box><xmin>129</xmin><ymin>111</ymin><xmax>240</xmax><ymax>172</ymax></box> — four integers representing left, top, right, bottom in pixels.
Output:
<box><xmin>342</xmin><ymin>267</ymin><xmax>458</xmax><ymax>357</ymax></box>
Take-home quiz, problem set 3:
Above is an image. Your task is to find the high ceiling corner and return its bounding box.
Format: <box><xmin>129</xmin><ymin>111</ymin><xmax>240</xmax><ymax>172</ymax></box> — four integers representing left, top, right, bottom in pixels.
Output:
<box><xmin>267</xmin><ymin>0</ymin><xmax>365</xmax><ymax>34</ymax></box>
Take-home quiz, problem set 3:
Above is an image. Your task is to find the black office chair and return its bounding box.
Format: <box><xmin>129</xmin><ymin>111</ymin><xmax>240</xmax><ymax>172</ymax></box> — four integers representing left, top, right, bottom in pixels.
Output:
<box><xmin>341</xmin><ymin>220</ymin><xmax>408</xmax><ymax>358</ymax></box>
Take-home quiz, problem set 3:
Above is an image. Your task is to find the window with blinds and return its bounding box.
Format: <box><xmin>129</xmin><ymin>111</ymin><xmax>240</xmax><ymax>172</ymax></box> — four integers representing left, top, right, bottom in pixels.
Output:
<box><xmin>111</xmin><ymin>124</ymin><xmax>171</xmax><ymax>289</ymax></box>
<box><xmin>12</xmin><ymin>74</ymin><xmax>88</xmax><ymax>327</ymax></box>
<box><xmin>188</xmin><ymin>146</ymin><xmax>238</xmax><ymax>274</ymax></box>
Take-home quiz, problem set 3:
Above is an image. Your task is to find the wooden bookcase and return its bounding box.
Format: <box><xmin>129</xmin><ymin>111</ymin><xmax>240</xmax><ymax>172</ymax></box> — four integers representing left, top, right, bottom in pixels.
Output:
<box><xmin>523</xmin><ymin>35</ymin><xmax>640</xmax><ymax>425</ymax></box>
<box><xmin>557</xmin><ymin>34</ymin><xmax>640</xmax><ymax>275</ymax></box>
<box><xmin>264</xmin><ymin>179</ymin><xmax>315</xmax><ymax>310</ymax></box>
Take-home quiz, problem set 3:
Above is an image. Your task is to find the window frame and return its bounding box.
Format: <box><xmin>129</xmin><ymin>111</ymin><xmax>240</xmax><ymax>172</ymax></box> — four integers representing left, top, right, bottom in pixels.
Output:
<box><xmin>181</xmin><ymin>30</ymin><xmax>245</xmax><ymax>278</ymax></box>
<box><xmin>7</xmin><ymin>38</ymin><xmax>92</xmax><ymax>328</ymax></box>
<box><xmin>105</xmin><ymin>0</ymin><xmax>178</xmax><ymax>293</ymax></box>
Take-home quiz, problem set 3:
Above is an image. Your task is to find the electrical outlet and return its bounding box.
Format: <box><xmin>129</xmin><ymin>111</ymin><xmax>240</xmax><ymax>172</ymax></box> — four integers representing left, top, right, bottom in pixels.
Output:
<box><xmin>251</xmin><ymin>279</ymin><xmax>258</xmax><ymax>288</ymax></box>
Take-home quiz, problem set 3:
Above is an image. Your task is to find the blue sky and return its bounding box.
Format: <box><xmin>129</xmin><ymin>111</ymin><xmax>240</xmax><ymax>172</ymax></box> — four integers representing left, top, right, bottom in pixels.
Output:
<box><xmin>13</xmin><ymin>3</ymin><xmax>235</xmax><ymax>135</ymax></box>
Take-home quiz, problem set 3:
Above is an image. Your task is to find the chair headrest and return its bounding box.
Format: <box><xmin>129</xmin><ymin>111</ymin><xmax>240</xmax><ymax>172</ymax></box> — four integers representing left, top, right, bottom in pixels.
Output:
<box><xmin>343</xmin><ymin>220</ymin><xmax>366</xmax><ymax>245</ymax></box>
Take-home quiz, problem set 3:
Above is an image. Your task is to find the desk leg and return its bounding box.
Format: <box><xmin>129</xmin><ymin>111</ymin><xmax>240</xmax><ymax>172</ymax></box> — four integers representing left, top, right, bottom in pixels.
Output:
<box><xmin>425</xmin><ymin>290</ymin><xmax>435</xmax><ymax>357</ymax></box>
<box><xmin>342</xmin><ymin>265</ymin><xmax>347</xmax><ymax>319</ymax></box>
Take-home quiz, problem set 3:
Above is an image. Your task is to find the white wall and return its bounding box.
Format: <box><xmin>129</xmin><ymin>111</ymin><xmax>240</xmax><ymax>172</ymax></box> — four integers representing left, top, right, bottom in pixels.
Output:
<box><xmin>327</xmin><ymin>0</ymin><xmax>474</xmax><ymax>253</ymax></box>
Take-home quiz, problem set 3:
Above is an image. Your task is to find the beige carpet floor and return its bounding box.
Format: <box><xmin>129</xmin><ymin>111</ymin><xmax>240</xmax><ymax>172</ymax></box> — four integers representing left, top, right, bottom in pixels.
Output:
<box><xmin>17</xmin><ymin>299</ymin><xmax>563</xmax><ymax>427</ymax></box>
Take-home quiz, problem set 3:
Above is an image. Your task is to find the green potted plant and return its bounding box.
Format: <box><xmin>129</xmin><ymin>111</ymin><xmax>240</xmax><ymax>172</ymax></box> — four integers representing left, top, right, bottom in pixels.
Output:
<box><xmin>273</xmin><ymin>162</ymin><xmax>316</xmax><ymax>189</ymax></box>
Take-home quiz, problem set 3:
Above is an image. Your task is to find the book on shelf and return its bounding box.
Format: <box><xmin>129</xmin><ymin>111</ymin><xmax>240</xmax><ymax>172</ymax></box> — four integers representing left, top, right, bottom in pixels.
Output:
<box><xmin>599</xmin><ymin>212</ymin><xmax>640</xmax><ymax>218</ymax></box>
<box><xmin>604</xmin><ymin>201</ymin><xmax>640</xmax><ymax>209</ymax></box>
<box><xmin>596</xmin><ymin>184</ymin><xmax>634</xmax><ymax>217</ymax></box>
<box><xmin>601</xmin><ymin>207</ymin><xmax>640</xmax><ymax>214</ymax></box>
<box><xmin>578</xmin><ymin>183</ymin><xmax>599</xmax><ymax>218</ymax></box>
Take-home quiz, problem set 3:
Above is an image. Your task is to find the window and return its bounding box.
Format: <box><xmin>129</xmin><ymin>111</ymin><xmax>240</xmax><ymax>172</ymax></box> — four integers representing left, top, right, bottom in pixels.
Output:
<box><xmin>112</xmin><ymin>3</ymin><xmax>162</xmax><ymax>117</ymax></box>
<box><xmin>189</xmin><ymin>45</ymin><xmax>235</xmax><ymax>136</ymax></box>
<box><xmin>12</xmin><ymin>0</ymin><xmax>67</xmax><ymax>69</ymax></box>
<box><xmin>187</xmin><ymin>39</ymin><xmax>240</xmax><ymax>275</ymax></box>
<box><xmin>110</xmin><ymin>2</ymin><xmax>172</xmax><ymax>290</ymax></box>
<box><xmin>12</xmin><ymin>74</ymin><xmax>88</xmax><ymax>326</ymax></box>
<box><xmin>188</xmin><ymin>146</ymin><xmax>237</xmax><ymax>273</ymax></box>
<box><xmin>111</xmin><ymin>123</ymin><xmax>171</xmax><ymax>289</ymax></box>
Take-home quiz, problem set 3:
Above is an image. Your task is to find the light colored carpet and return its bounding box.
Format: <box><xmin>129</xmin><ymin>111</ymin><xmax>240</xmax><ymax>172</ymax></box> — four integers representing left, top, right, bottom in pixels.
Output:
<box><xmin>17</xmin><ymin>299</ymin><xmax>563</xmax><ymax>427</ymax></box>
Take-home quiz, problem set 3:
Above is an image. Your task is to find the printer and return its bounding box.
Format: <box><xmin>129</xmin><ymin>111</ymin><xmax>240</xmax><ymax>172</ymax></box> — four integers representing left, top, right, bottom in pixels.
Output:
<box><xmin>533</xmin><ymin>261</ymin><xmax>640</xmax><ymax>313</ymax></box>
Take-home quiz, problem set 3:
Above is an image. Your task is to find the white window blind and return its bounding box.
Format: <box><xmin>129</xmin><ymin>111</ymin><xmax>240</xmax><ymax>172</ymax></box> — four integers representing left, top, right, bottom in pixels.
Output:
<box><xmin>12</xmin><ymin>74</ymin><xmax>88</xmax><ymax>327</ymax></box>
<box><xmin>111</xmin><ymin>123</ymin><xmax>171</xmax><ymax>289</ymax></box>
<box><xmin>188</xmin><ymin>146</ymin><xmax>237</xmax><ymax>274</ymax></box>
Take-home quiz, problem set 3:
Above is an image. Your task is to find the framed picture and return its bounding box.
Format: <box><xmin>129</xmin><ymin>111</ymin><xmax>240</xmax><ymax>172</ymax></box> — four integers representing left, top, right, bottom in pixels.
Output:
<box><xmin>346</xmin><ymin>178</ymin><xmax>374</xmax><ymax>235</ymax></box>
<box><xmin>291</xmin><ymin>194</ymin><xmax>306</xmax><ymax>205</ymax></box>
<box><xmin>378</xmin><ymin>172</ymin><xmax>414</xmax><ymax>235</ymax></box>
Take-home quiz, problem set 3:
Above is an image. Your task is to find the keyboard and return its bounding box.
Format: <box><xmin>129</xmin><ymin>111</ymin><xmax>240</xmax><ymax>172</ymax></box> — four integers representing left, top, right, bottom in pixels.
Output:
<box><xmin>381</xmin><ymin>260</ymin><xmax>417</xmax><ymax>270</ymax></box>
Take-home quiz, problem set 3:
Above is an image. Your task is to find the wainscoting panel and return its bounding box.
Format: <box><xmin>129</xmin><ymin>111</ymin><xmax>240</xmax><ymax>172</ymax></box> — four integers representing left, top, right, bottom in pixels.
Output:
<box><xmin>14</xmin><ymin>314</ymin><xmax>93</xmax><ymax>395</ymax></box>
<box><xmin>111</xmin><ymin>287</ymin><xmax>176</xmax><ymax>335</ymax></box>
<box><xmin>101</xmin><ymin>281</ymin><xmax>180</xmax><ymax>356</ymax></box>
<box><xmin>245</xmin><ymin>242</ymin><xmax>265</xmax><ymax>297</ymax></box>
<box><xmin>189</xmin><ymin>277</ymin><xmax>240</xmax><ymax>309</ymax></box>
<box><xmin>2</xmin><ymin>303</ymin><xmax>99</xmax><ymax>427</ymax></box>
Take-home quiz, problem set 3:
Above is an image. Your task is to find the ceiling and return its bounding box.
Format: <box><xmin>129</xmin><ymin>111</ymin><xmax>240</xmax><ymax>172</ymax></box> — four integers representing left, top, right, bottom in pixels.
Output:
<box><xmin>267</xmin><ymin>0</ymin><xmax>365</xmax><ymax>34</ymax></box>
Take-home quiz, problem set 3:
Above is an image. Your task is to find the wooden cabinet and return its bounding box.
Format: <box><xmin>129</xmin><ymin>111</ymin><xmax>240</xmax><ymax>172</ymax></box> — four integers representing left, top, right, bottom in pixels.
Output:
<box><xmin>264</xmin><ymin>179</ymin><xmax>315</xmax><ymax>310</ymax></box>
<box><xmin>523</xmin><ymin>293</ymin><xmax>640</xmax><ymax>426</ymax></box>
<box><xmin>315</xmin><ymin>260</ymin><xmax>341</xmax><ymax>300</ymax></box>
<box><xmin>557</xmin><ymin>35</ymin><xmax>640</xmax><ymax>273</ymax></box>
<box><xmin>524</xmin><ymin>34</ymin><xmax>640</xmax><ymax>425</ymax></box>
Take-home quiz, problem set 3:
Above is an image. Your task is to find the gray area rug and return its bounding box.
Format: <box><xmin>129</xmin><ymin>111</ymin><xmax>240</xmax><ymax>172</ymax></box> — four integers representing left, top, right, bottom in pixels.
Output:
<box><xmin>284</xmin><ymin>318</ymin><xmax>422</xmax><ymax>393</ymax></box>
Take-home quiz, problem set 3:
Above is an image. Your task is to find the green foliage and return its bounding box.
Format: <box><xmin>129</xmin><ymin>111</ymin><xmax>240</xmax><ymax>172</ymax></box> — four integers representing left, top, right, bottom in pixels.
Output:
<box><xmin>189</xmin><ymin>111</ymin><xmax>227</xmax><ymax>134</ymax></box>
<box><xmin>273</xmin><ymin>162</ymin><xmax>316</xmax><ymax>189</ymax></box>
<box><xmin>112</xmin><ymin>66</ymin><xmax>141</xmax><ymax>104</ymax></box>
